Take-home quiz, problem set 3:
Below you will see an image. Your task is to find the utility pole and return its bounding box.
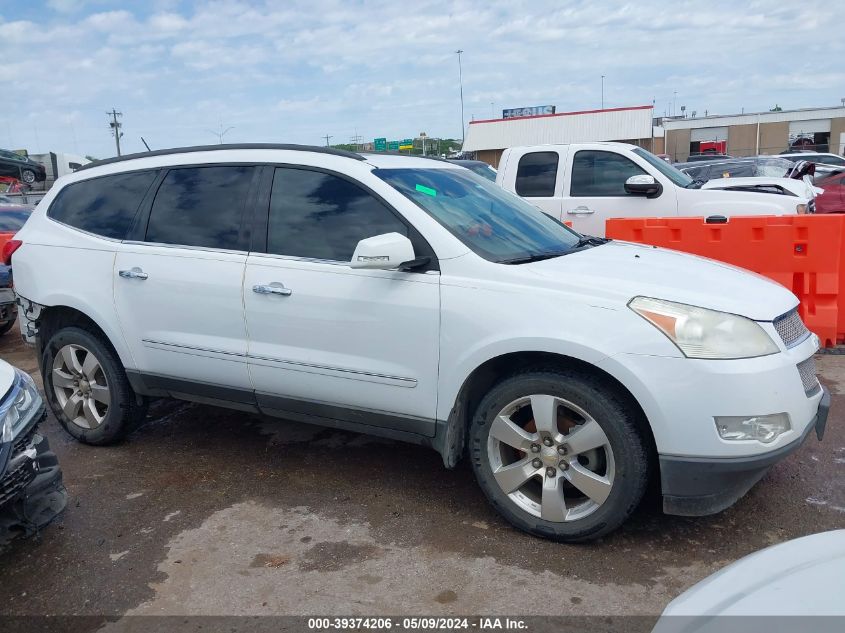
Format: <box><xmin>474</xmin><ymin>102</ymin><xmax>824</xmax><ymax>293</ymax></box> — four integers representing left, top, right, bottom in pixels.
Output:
<box><xmin>456</xmin><ymin>49</ymin><xmax>465</xmax><ymax>146</ymax></box>
<box><xmin>350</xmin><ymin>134</ymin><xmax>362</xmax><ymax>150</ymax></box>
<box><xmin>324</xmin><ymin>134</ymin><xmax>333</xmax><ymax>147</ymax></box>
<box><xmin>107</xmin><ymin>109</ymin><xmax>123</xmax><ymax>156</ymax></box>
<box><xmin>206</xmin><ymin>121</ymin><xmax>234</xmax><ymax>144</ymax></box>
<box><xmin>601</xmin><ymin>75</ymin><xmax>605</xmax><ymax>109</ymax></box>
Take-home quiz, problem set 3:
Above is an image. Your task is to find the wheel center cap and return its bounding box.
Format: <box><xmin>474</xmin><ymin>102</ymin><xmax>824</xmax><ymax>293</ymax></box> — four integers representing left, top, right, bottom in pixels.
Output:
<box><xmin>540</xmin><ymin>445</ymin><xmax>558</xmax><ymax>466</ymax></box>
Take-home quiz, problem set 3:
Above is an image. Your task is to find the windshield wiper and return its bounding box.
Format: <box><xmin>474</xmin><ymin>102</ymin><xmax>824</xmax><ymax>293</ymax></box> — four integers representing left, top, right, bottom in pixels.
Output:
<box><xmin>685</xmin><ymin>178</ymin><xmax>706</xmax><ymax>189</ymax></box>
<box><xmin>499</xmin><ymin>251</ymin><xmax>571</xmax><ymax>265</ymax></box>
<box><xmin>574</xmin><ymin>235</ymin><xmax>611</xmax><ymax>248</ymax></box>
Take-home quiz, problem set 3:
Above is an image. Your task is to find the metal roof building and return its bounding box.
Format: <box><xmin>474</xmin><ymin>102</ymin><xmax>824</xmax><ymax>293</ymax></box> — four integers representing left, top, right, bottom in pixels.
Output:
<box><xmin>662</xmin><ymin>106</ymin><xmax>845</xmax><ymax>162</ymax></box>
<box><xmin>462</xmin><ymin>105</ymin><xmax>658</xmax><ymax>167</ymax></box>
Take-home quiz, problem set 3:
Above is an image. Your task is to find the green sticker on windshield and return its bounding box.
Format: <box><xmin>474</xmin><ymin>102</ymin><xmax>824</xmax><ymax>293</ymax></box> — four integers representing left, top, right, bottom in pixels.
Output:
<box><xmin>415</xmin><ymin>184</ymin><xmax>437</xmax><ymax>197</ymax></box>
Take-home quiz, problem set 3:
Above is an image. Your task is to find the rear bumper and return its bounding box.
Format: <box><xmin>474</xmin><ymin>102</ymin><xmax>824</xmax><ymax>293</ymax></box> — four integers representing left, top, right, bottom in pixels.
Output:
<box><xmin>661</xmin><ymin>387</ymin><xmax>830</xmax><ymax>516</ymax></box>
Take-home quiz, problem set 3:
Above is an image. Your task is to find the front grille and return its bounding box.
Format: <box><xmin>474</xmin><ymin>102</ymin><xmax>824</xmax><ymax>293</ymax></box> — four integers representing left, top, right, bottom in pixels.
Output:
<box><xmin>0</xmin><ymin>460</ymin><xmax>35</xmax><ymax>506</ymax></box>
<box><xmin>797</xmin><ymin>356</ymin><xmax>820</xmax><ymax>396</ymax></box>
<box><xmin>774</xmin><ymin>309</ymin><xmax>810</xmax><ymax>348</ymax></box>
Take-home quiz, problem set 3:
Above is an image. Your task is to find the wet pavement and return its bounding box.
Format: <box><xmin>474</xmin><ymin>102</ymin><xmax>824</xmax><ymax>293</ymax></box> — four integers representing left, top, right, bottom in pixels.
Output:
<box><xmin>0</xmin><ymin>326</ymin><xmax>843</xmax><ymax>621</ymax></box>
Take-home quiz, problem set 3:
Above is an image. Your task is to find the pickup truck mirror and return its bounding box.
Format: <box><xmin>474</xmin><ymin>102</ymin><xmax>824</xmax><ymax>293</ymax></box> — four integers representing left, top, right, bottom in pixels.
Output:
<box><xmin>350</xmin><ymin>232</ymin><xmax>415</xmax><ymax>270</ymax></box>
<box><xmin>624</xmin><ymin>174</ymin><xmax>663</xmax><ymax>198</ymax></box>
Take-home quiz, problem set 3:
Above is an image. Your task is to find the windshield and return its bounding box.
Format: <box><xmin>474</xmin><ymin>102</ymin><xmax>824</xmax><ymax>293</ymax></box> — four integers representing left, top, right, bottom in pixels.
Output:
<box><xmin>375</xmin><ymin>167</ymin><xmax>582</xmax><ymax>263</ymax></box>
<box><xmin>464</xmin><ymin>163</ymin><xmax>497</xmax><ymax>181</ymax></box>
<box><xmin>631</xmin><ymin>148</ymin><xmax>693</xmax><ymax>187</ymax></box>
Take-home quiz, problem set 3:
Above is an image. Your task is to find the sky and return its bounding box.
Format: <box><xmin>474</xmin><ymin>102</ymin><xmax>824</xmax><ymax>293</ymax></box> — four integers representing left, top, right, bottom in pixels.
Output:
<box><xmin>2</xmin><ymin>0</ymin><xmax>844</xmax><ymax>159</ymax></box>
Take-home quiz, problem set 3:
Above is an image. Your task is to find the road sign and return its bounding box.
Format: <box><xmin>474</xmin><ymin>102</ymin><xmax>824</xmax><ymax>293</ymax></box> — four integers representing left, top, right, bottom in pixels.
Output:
<box><xmin>374</xmin><ymin>138</ymin><xmax>387</xmax><ymax>151</ymax></box>
<box><xmin>399</xmin><ymin>138</ymin><xmax>413</xmax><ymax>150</ymax></box>
<box><xmin>388</xmin><ymin>140</ymin><xmax>400</xmax><ymax>151</ymax></box>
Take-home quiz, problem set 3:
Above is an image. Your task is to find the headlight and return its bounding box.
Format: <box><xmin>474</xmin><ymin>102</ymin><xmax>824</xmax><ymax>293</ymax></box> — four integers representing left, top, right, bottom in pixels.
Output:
<box><xmin>629</xmin><ymin>297</ymin><xmax>779</xmax><ymax>359</ymax></box>
<box><xmin>796</xmin><ymin>203</ymin><xmax>807</xmax><ymax>214</ymax></box>
<box><xmin>0</xmin><ymin>368</ymin><xmax>42</xmax><ymax>443</ymax></box>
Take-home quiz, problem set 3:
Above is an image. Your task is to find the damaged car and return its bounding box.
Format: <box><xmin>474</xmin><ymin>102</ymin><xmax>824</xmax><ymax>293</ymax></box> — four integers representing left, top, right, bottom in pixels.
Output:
<box><xmin>0</xmin><ymin>359</ymin><xmax>66</xmax><ymax>540</ymax></box>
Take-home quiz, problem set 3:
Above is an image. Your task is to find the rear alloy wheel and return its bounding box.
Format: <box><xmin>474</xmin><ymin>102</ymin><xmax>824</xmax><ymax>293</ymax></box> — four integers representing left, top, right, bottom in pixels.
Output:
<box><xmin>42</xmin><ymin>326</ymin><xmax>146</xmax><ymax>445</ymax></box>
<box><xmin>469</xmin><ymin>370</ymin><xmax>649</xmax><ymax>542</ymax></box>
<box><xmin>51</xmin><ymin>343</ymin><xmax>111</xmax><ymax>430</ymax></box>
<box><xmin>20</xmin><ymin>169</ymin><xmax>36</xmax><ymax>184</ymax></box>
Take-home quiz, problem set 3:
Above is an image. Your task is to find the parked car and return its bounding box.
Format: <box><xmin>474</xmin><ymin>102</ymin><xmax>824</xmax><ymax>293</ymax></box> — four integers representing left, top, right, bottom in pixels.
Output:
<box><xmin>0</xmin><ymin>264</ymin><xmax>15</xmax><ymax>336</ymax></box>
<box><xmin>0</xmin><ymin>358</ymin><xmax>66</xmax><ymax>539</ymax></box>
<box><xmin>779</xmin><ymin>151</ymin><xmax>845</xmax><ymax>167</ymax></box>
<box><xmin>448</xmin><ymin>159</ymin><xmax>497</xmax><ymax>181</ymax></box>
<box><xmin>8</xmin><ymin>144</ymin><xmax>828</xmax><ymax>542</ymax></box>
<box><xmin>656</xmin><ymin>530</ymin><xmax>845</xmax><ymax>628</ymax></box>
<box><xmin>675</xmin><ymin>156</ymin><xmax>797</xmax><ymax>180</ymax></box>
<box><xmin>0</xmin><ymin>207</ymin><xmax>33</xmax><ymax>255</ymax></box>
<box><xmin>812</xmin><ymin>170</ymin><xmax>845</xmax><ymax>213</ymax></box>
<box><xmin>496</xmin><ymin>143</ymin><xmax>805</xmax><ymax>236</ymax></box>
<box><xmin>0</xmin><ymin>149</ymin><xmax>46</xmax><ymax>185</ymax></box>
<box><xmin>682</xmin><ymin>153</ymin><xmax>733</xmax><ymax>162</ymax></box>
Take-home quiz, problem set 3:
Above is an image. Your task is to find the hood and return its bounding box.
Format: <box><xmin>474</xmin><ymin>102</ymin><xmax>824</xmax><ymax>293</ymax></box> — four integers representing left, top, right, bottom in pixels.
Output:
<box><xmin>0</xmin><ymin>359</ymin><xmax>14</xmax><ymax>399</ymax></box>
<box><xmin>702</xmin><ymin>176</ymin><xmax>815</xmax><ymax>200</ymax></box>
<box><xmin>513</xmin><ymin>241</ymin><xmax>796</xmax><ymax>321</ymax></box>
<box><xmin>660</xmin><ymin>530</ymin><xmax>845</xmax><ymax>617</ymax></box>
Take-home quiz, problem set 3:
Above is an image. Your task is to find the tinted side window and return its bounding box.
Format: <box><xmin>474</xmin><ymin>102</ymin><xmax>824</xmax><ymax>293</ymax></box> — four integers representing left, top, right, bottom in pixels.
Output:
<box><xmin>570</xmin><ymin>151</ymin><xmax>646</xmax><ymax>196</ymax></box>
<box><xmin>145</xmin><ymin>166</ymin><xmax>253</xmax><ymax>250</ymax></box>
<box><xmin>48</xmin><ymin>171</ymin><xmax>156</xmax><ymax>239</ymax></box>
<box><xmin>515</xmin><ymin>151</ymin><xmax>559</xmax><ymax>197</ymax></box>
<box><xmin>268</xmin><ymin>168</ymin><xmax>408</xmax><ymax>262</ymax></box>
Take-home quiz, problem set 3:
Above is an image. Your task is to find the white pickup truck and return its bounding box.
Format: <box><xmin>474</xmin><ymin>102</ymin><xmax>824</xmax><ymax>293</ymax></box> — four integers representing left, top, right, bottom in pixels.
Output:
<box><xmin>495</xmin><ymin>142</ymin><xmax>807</xmax><ymax>236</ymax></box>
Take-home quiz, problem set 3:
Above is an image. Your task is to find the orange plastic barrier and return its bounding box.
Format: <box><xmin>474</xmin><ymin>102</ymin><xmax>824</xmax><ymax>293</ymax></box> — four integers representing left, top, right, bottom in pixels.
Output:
<box><xmin>605</xmin><ymin>215</ymin><xmax>845</xmax><ymax>347</ymax></box>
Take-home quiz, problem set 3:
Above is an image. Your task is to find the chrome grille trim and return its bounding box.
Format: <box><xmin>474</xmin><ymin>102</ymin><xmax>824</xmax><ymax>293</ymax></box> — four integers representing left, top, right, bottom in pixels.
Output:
<box><xmin>797</xmin><ymin>356</ymin><xmax>820</xmax><ymax>396</ymax></box>
<box><xmin>774</xmin><ymin>309</ymin><xmax>811</xmax><ymax>349</ymax></box>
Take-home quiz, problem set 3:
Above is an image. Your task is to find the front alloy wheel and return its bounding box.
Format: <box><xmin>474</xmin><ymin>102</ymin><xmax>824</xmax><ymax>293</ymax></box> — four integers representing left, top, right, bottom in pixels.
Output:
<box><xmin>51</xmin><ymin>344</ymin><xmax>111</xmax><ymax>429</ymax></box>
<box><xmin>488</xmin><ymin>395</ymin><xmax>615</xmax><ymax>522</ymax></box>
<box><xmin>469</xmin><ymin>370</ymin><xmax>649</xmax><ymax>542</ymax></box>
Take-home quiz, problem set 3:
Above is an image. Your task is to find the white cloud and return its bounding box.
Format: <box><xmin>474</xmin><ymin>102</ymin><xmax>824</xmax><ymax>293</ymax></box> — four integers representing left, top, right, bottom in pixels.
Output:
<box><xmin>2</xmin><ymin>0</ymin><xmax>844</xmax><ymax>157</ymax></box>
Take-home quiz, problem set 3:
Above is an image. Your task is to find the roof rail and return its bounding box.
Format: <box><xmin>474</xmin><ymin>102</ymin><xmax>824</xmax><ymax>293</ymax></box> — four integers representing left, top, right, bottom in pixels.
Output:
<box><xmin>77</xmin><ymin>143</ymin><xmax>365</xmax><ymax>171</ymax></box>
<box><xmin>358</xmin><ymin>151</ymin><xmax>451</xmax><ymax>163</ymax></box>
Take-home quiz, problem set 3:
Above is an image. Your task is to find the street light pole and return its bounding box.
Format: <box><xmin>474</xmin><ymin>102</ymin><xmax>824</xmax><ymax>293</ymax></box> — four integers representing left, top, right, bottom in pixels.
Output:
<box><xmin>601</xmin><ymin>75</ymin><xmax>604</xmax><ymax>109</ymax></box>
<box><xmin>456</xmin><ymin>49</ymin><xmax>465</xmax><ymax>146</ymax></box>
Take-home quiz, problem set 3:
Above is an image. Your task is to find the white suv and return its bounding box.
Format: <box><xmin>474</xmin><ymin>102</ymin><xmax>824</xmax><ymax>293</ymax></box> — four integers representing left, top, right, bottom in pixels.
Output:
<box><xmin>6</xmin><ymin>144</ymin><xmax>829</xmax><ymax>542</ymax></box>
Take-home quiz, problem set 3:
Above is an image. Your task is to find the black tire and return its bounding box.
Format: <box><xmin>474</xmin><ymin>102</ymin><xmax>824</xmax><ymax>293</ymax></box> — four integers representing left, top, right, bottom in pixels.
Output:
<box><xmin>469</xmin><ymin>369</ymin><xmax>649</xmax><ymax>542</ymax></box>
<box><xmin>20</xmin><ymin>169</ymin><xmax>36</xmax><ymax>184</ymax></box>
<box><xmin>0</xmin><ymin>319</ymin><xmax>15</xmax><ymax>336</ymax></box>
<box><xmin>41</xmin><ymin>326</ymin><xmax>146</xmax><ymax>445</ymax></box>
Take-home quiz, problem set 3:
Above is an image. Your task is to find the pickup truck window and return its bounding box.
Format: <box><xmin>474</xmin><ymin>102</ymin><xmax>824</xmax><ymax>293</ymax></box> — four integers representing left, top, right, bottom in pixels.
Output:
<box><xmin>571</xmin><ymin>150</ymin><xmax>645</xmax><ymax>196</ymax></box>
<box><xmin>515</xmin><ymin>151</ymin><xmax>558</xmax><ymax>197</ymax></box>
<box><xmin>375</xmin><ymin>167</ymin><xmax>580</xmax><ymax>263</ymax></box>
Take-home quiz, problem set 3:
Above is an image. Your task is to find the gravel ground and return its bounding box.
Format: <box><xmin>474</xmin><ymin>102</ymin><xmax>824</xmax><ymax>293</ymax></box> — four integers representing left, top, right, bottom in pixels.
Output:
<box><xmin>0</xmin><ymin>326</ymin><xmax>842</xmax><ymax>625</ymax></box>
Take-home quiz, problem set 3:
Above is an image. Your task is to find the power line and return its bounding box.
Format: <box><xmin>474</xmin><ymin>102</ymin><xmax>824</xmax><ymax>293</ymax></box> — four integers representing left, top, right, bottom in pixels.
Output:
<box><xmin>107</xmin><ymin>108</ymin><xmax>123</xmax><ymax>156</ymax></box>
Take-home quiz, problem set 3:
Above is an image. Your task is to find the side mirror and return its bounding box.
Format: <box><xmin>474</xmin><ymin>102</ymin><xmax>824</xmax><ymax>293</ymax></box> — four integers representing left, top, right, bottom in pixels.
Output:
<box><xmin>350</xmin><ymin>232</ymin><xmax>415</xmax><ymax>270</ymax></box>
<box><xmin>624</xmin><ymin>174</ymin><xmax>663</xmax><ymax>198</ymax></box>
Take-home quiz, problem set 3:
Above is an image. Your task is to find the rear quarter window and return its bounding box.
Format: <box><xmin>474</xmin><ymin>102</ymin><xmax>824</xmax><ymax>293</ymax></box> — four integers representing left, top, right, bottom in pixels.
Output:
<box><xmin>47</xmin><ymin>170</ymin><xmax>158</xmax><ymax>240</ymax></box>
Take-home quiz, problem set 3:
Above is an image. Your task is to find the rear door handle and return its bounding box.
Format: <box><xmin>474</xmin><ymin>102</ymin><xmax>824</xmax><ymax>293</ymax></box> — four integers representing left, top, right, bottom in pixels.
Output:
<box><xmin>567</xmin><ymin>206</ymin><xmax>595</xmax><ymax>215</ymax></box>
<box><xmin>118</xmin><ymin>267</ymin><xmax>148</xmax><ymax>280</ymax></box>
<box><xmin>253</xmin><ymin>283</ymin><xmax>292</xmax><ymax>296</ymax></box>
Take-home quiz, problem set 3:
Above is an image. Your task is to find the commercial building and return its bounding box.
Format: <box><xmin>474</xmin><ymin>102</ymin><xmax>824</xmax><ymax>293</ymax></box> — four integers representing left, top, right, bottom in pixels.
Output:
<box><xmin>663</xmin><ymin>106</ymin><xmax>845</xmax><ymax>162</ymax></box>
<box><xmin>462</xmin><ymin>105</ymin><xmax>661</xmax><ymax>167</ymax></box>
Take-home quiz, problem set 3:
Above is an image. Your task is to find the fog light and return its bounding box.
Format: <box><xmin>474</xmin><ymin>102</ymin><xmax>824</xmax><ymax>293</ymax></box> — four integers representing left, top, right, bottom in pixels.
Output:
<box><xmin>715</xmin><ymin>413</ymin><xmax>791</xmax><ymax>444</ymax></box>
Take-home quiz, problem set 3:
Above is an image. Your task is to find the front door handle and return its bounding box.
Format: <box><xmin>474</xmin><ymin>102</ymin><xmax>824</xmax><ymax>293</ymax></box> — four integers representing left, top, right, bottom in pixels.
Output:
<box><xmin>253</xmin><ymin>283</ymin><xmax>292</xmax><ymax>297</ymax></box>
<box><xmin>118</xmin><ymin>267</ymin><xmax>149</xmax><ymax>280</ymax></box>
<box><xmin>567</xmin><ymin>206</ymin><xmax>595</xmax><ymax>215</ymax></box>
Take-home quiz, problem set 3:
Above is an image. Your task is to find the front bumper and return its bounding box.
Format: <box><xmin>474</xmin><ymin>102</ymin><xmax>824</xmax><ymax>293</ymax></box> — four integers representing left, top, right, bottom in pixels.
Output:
<box><xmin>0</xmin><ymin>410</ymin><xmax>67</xmax><ymax>537</ymax></box>
<box><xmin>661</xmin><ymin>387</ymin><xmax>830</xmax><ymax>516</ymax></box>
